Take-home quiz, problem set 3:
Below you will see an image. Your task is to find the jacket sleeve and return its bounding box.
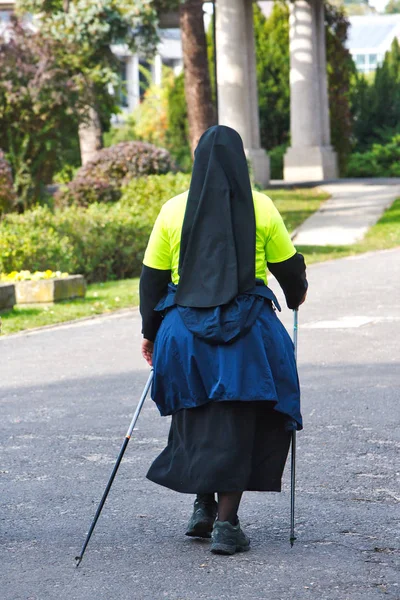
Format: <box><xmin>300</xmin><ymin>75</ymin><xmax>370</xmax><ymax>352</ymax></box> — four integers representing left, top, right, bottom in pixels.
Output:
<box><xmin>267</xmin><ymin>252</ymin><xmax>308</xmax><ymax>310</ymax></box>
<box><xmin>139</xmin><ymin>265</ymin><xmax>171</xmax><ymax>342</ymax></box>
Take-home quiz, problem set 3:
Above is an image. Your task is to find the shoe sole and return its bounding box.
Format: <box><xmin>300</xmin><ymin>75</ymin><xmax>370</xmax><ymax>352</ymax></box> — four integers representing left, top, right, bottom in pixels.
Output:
<box><xmin>210</xmin><ymin>543</ymin><xmax>250</xmax><ymax>555</ymax></box>
<box><xmin>185</xmin><ymin>521</ymin><xmax>213</xmax><ymax>539</ymax></box>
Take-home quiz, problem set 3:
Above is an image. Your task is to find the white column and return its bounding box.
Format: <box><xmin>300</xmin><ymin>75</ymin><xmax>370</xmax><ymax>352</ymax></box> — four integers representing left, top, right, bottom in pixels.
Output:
<box><xmin>126</xmin><ymin>54</ymin><xmax>140</xmax><ymax>113</ymax></box>
<box><xmin>152</xmin><ymin>53</ymin><xmax>163</xmax><ymax>87</ymax></box>
<box><xmin>284</xmin><ymin>0</ymin><xmax>338</xmax><ymax>181</ymax></box>
<box><xmin>216</xmin><ymin>0</ymin><xmax>270</xmax><ymax>186</ymax></box>
<box><xmin>315</xmin><ymin>0</ymin><xmax>331</xmax><ymax>146</ymax></box>
<box><xmin>244</xmin><ymin>0</ymin><xmax>260</xmax><ymax>150</ymax></box>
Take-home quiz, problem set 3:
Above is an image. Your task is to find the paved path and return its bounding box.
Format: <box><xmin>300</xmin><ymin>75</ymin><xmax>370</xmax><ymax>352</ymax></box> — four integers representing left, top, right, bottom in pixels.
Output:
<box><xmin>1</xmin><ymin>248</ymin><xmax>400</xmax><ymax>600</ymax></box>
<box><xmin>292</xmin><ymin>178</ymin><xmax>400</xmax><ymax>246</ymax></box>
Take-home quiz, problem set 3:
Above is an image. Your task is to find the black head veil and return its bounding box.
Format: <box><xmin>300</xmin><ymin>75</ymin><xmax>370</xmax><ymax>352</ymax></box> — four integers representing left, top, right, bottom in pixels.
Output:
<box><xmin>175</xmin><ymin>125</ymin><xmax>256</xmax><ymax>308</ymax></box>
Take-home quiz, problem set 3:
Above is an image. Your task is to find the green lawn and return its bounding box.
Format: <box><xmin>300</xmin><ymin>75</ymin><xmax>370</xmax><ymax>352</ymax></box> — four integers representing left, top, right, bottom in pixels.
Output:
<box><xmin>2</xmin><ymin>190</ymin><xmax>398</xmax><ymax>336</ymax></box>
<box><xmin>267</xmin><ymin>187</ymin><xmax>329</xmax><ymax>233</ymax></box>
<box><xmin>1</xmin><ymin>278</ymin><xmax>139</xmax><ymax>336</ymax></box>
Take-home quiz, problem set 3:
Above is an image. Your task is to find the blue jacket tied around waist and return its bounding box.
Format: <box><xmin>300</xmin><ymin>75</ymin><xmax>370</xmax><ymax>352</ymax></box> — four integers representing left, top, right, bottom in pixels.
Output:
<box><xmin>151</xmin><ymin>282</ymin><xmax>302</xmax><ymax>431</ymax></box>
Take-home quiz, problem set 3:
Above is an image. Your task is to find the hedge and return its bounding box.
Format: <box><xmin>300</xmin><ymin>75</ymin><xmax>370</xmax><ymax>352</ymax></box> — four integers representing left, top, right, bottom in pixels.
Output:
<box><xmin>55</xmin><ymin>141</ymin><xmax>176</xmax><ymax>208</ymax></box>
<box><xmin>345</xmin><ymin>134</ymin><xmax>400</xmax><ymax>177</ymax></box>
<box><xmin>0</xmin><ymin>173</ymin><xmax>191</xmax><ymax>282</ymax></box>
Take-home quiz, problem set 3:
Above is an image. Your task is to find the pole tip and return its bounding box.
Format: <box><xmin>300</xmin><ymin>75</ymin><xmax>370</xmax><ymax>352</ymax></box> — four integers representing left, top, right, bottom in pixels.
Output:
<box><xmin>75</xmin><ymin>556</ymin><xmax>82</xmax><ymax>567</ymax></box>
<box><xmin>290</xmin><ymin>536</ymin><xmax>296</xmax><ymax>547</ymax></box>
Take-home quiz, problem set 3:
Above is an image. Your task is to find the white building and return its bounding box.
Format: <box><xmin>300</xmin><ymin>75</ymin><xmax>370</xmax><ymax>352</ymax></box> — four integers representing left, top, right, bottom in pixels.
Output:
<box><xmin>347</xmin><ymin>14</ymin><xmax>400</xmax><ymax>73</ymax></box>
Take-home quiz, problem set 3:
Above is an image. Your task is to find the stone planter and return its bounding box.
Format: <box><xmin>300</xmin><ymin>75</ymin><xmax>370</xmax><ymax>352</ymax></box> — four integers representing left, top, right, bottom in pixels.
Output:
<box><xmin>15</xmin><ymin>275</ymin><xmax>86</xmax><ymax>304</ymax></box>
<box><xmin>0</xmin><ymin>283</ymin><xmax>16</xmax><ymax>311</ymax></box>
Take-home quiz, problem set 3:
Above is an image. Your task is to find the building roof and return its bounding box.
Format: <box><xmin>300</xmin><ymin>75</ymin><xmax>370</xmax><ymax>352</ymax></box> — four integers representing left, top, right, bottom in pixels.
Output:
<box><xmin>347</xmin><ymin>14</ymin><xmax>400</xmax><ymax>51</ymax></box>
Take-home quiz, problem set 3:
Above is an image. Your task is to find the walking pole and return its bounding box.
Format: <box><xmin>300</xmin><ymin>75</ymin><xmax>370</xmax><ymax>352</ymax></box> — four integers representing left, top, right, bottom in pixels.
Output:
<box><xmin>75</xmin><ymin>369</ymin><xmax>154</xmax><ymax>567</ymax></box>
<box><xmin>290</xmin><ymin>310</ymin><xmax>298</xmax><ymax>547</ymax></box>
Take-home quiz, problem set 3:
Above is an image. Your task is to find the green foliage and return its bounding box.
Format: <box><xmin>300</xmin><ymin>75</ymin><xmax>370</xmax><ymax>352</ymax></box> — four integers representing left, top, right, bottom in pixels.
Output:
<box><xmin>269</xmin><ymin>144</ymin><xmax>288</xmax><ymax>180</ymax></box>
<box><xmin>165</xmin><ymin>72</ymin><xmax>191</xmax><ymax>171</ymax></box>
<box><xmin>206</xmin><ymin>18</ymin><xmax>217</xmax><ymax>107</ymax></box>
<box><xmin>0</xmin><ymin>20</ymin><xmax>84</xmax><ymax>208</ymax></box>
<box><xmin>350</xmin><ymin>38</ymin><xmax>400</xmax><ymax>152</ymax></box>
<box><xmin>104</xmin><ymin>115</ymin><xmax>137</xmax><ymax>147</ymax></box>
<box><xmin>326</xmin><ymin>4</ymin><xmax>355</xmax><ymax>174</ymax></box>
<box><xmin>120</xmin><ymin>172</ymin><xmax>191</xmax><ymax>222</ymax></box>
<box><xmin>0</xmin><ymin>150</ymin><xmax>17</xmax><ymax>215</ymax></box>
<box><xmin>385</xmin><ymin>0</ymin><xmax>400</xmax><ymax>12</ymax></box>
<box><xmin>18</xmin><ymin>0</ymin><xmax>159</xmax><ymax>58</ymax></box>
<box><xmin>105</xmin><ymin>70</ymin><xmax>192</xmax><ymax>172</ymax></box>
<box><xmin>346</xmin><ymin>134</ymin><xmax>400</xmax><ymax>177</ymax></box>
<box><xmin>0</xmin><ymin>173</ymin><xmax>190</xmax><ymax>281</ymax></box>
<box><xmin>56</xmin><ymin>141</ymin><xmax>175</xmax><ymax>207</ymax></box>
<box><xmin>15</xmin><ymin>0</ymin><xmax>161</xmax><ymax>181</ymax></box>
<box><xmin>131</xmin><ymin>75</ymin><xmax>170</xmax><ymax>148</ymax></box>
<box><xmin>349</xmin><ymin>72</ymin><xmax>375</xmax><ymax>151</ymax></box>
<box><xmin>253</xmin><ymin>2</ymin><xmax>290</xmax><ymax>151</ymax></box>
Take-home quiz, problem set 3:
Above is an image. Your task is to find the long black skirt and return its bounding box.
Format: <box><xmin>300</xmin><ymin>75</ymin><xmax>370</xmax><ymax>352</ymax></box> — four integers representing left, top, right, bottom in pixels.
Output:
<box><xmin>146</xmin><ymin>401</ymin><xmax>291</xmax><ymax>494</ymax></box>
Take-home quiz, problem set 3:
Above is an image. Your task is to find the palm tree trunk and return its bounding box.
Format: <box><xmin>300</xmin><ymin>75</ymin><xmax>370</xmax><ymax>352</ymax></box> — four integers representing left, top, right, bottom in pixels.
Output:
<box><xmin>179</xmin><ymin>0</ymin><xmax>216</xmax><ymax>155</ymax></box>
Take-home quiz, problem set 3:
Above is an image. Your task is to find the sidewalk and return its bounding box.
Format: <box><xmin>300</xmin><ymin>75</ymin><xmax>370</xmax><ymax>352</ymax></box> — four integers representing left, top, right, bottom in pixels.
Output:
<box><xmin>1</xmin><ymin>248</ymin><xmax>399</xmax><ymax>600</ymax></box>
<box><xmin>288</xmin><ymin>178</ymin><xmax>400</xmax><ymax>246</ymax></box>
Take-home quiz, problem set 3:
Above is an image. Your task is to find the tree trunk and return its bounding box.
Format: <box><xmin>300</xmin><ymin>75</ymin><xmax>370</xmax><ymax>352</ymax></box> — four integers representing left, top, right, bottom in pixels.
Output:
<box><xmin>78</xmin><ymin>106</ymin><xmax>103</xmax><ymax>165</ymax></box>
<box><xmin>179</xmin><ymin>0</ymin><xmax>216</xmax><ymax>155</ymax></box>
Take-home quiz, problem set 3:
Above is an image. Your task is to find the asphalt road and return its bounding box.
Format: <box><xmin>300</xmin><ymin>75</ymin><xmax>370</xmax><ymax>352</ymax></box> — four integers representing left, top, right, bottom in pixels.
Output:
<box><xmin>1</xmin><ymin>248</ymin><xmax>399</xmax><ymax>600</ymax></box>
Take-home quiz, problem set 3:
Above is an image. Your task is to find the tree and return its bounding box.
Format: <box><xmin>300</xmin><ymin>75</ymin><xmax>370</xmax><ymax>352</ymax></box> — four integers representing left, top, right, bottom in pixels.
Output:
<box><xmin>153</xmin><ymin>0</ymin><xmax>214</xmax><ymax>154</ymax></box>
<box><xmin>166</xmin><ymin>72</ymin><xmax>191</xmax><ymax>170</ymax></box>
<box><xmin>253</xmin><ymin>2</ymin><xmax>290</xmax><ymax>151</ymax></box>
<box><xmin>325</xmin><ymin>3</ymin><xmax>355</xmax><ymax>173</ymax></box>
<box><xmin>179</xmin><ymin>0</ymin><xmax>215</xmax><ymax>154</ymax></box>
<box><xmin>349</xmin><ymin>72</ymin><xmax>375</xmax><ymax>151</ymax></box>
<box><xmin>351</xmin><ymin>38</ymin><xmax>400</xmax><ymax>150</ymax></box>
<box><xmin>385</xmin><ymin>0</ymin><xmax>400</xmax><ymax>13</ymax></box>
<box><xmin>17</xmin><ymin>0</ymin><xmax>160</xmax><ymax>163</ymax></box>
<box><xmin>0</xmin><ymin>19</ymin><xmax>85</xmax><ymax>208</ymax></box>
<box><xmin>371</xmin><ymin>38</ymin><xmax>400</xmax><ymax>135</ymax></box>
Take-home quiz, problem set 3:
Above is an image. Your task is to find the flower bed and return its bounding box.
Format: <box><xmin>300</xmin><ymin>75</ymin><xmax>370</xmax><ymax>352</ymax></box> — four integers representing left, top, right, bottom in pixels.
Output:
<box><xmin>1</xmin><ymin>269</ymin><xmax>69</xmax><ymax>282</ymax></box>
<box><xmin>0</xmin><ymin>271</ymin><xmax>86</xmax><ymax>304</ymax></box>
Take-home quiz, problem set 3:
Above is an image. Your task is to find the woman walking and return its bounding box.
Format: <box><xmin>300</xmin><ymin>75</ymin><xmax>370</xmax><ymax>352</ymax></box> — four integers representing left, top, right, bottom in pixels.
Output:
<box><xmin>139</xmin><ymin>125</ymin><xmax>307</xmax><ymax>555</ymax></box>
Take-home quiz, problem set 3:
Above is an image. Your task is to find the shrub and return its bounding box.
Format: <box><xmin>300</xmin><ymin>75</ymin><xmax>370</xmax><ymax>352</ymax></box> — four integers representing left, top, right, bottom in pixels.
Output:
<box><xmin>269</xmin><ymin>144</ymin><xmax>288</xmax><ymax>180</ymax></box>
<box><xmin>345</xmin><ymin>152</ymin><xmax>380</xmax><ymax>177</ymax></box>
<box><xmin>80</xmin><ymin>141</ymin><xmax>174</xmax><ymax>182</ymax></box>
<box><xmin>345</xmin><ymin>134</ymin><xmax>400</xmax><ymax>177</ymax></box>
<box><xmin>0</xmin><ymin>172</ymin><xmax>191</xmax><ymax>282</ymax></box>
<box><xmin>165</xmin><ymin>72</ymin><xmax>192</xmax><ymax>171</ymax></box>
<box><xmin>0</xmin><ymin>150</ymin><xmax>16</xmax><ymax>215</ymax></box>
<box><xmin>56</xmin><ymin>141</ymin><xmax>175</xmax><ymax>207</ymax></box>
<box><xmin>55</xmin><ymin>176</ymin><xmax>121</xmax><ymax>208</ymax></box>
<box><xmin>120</xmin><ymin>172</ymin><xmax>191</xmax><ymax>222</ymax></box>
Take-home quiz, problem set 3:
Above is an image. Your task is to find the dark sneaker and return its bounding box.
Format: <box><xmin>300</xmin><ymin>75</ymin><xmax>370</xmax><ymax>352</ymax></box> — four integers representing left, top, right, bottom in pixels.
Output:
<box><xmin>210</xmin><ymin>520</ymin><xmax>250</xmax><ymax>555</ymax></box>
<box><xmin>185</xmin><ymin>497</ymin><xmax>217</xmax><ymax>538</ymax></box>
